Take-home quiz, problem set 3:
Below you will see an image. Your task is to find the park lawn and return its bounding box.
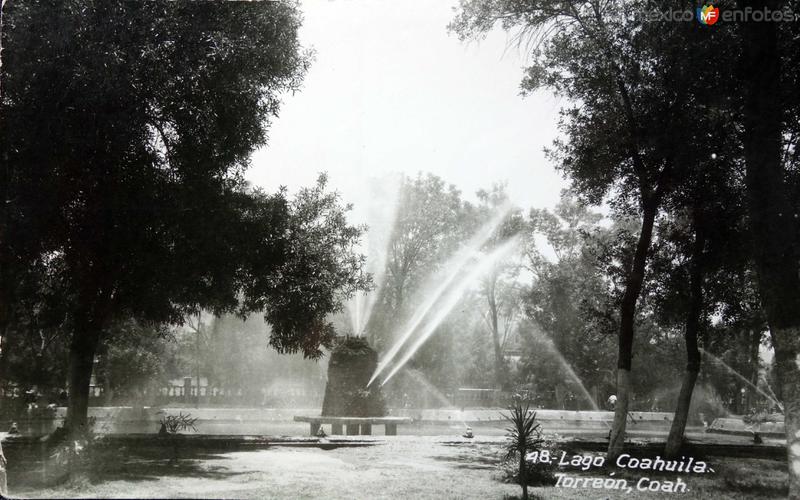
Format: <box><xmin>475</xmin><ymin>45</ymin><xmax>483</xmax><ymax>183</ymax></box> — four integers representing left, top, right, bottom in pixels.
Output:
<box><xmin>11</xmin><ymin>438</ymin><xmax>787</xmax><ymax>499</ymax></box>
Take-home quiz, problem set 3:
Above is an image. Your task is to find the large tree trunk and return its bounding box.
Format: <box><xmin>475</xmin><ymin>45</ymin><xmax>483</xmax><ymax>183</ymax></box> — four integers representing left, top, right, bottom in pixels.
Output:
<box><xmin>0</xmin><ymin>294</ymin><xmax>8</xmax><ymax>390</ymax></box>
<box><xmin>665</xmin><ymin>369</ymin><xmax>698</xmax><ymax>455</ymax></box>
<box><xmin>195</xmin><ymin>315</ymin><xmax>201</xmax><ymax>408</ymax></box>
<box><xmin>0</xmin><ymin>438</ymin><xmax>6</xmax><ymax>497</ymax></box>
<box><xmin>773</xmin><ymin>327</ymin><xmax>800</xmax><ymax>496</ymax></box>
<box><xmin>747</xmin><ymin>328</ymin><xmax>760</xmax><ymax>411</ymax></box>
<box><xmin>65</xmin><ymin>315</ymin><xmax>103</xmax><ymax>435</ymax></box>
<box><xmin>739</xmin><ymin>1</ymin><xmax>800</xmax><ymax>495</ymax></box>
<box><xmin>0</xmin><ymin>0</ymin><xmax>7</xmax><ymax>99</ymax></box>
<box><xmin>0</xmin><ymin>0</ymin><xmax>10</xmax><ymax>394</ymax></box>
<box><xmin>0</xmin><ymin>237</ymin><xmax>11</xmax><ymax>391</ymax></box>
<box><xmin>665</xmin><ymin>221</ymin><xmax>704</xmax><ymax>458</ymax></box>
<box><xmin>0</xmin><ymin>0</ymin><xmax>10</xmax><ymax>396</ymax></box>
<box><xmin>608</xmin><ymin>198</ymin><xmax>658</xmax><ymax>460</ymax></box>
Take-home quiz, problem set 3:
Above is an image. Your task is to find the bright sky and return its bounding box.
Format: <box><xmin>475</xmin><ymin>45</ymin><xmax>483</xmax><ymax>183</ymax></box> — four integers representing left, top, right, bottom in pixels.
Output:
<box><xmin>246</xmin><ymin>0</ymin><xmax>567</xmax><ymax>224</ymax></box>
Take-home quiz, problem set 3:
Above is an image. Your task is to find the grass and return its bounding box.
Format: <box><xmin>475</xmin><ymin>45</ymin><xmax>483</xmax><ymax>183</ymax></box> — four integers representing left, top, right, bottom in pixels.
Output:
<box><xmin>10</xmin><ymin>437</ymin><xmax>788</xmax><ymax>499</ymax></box>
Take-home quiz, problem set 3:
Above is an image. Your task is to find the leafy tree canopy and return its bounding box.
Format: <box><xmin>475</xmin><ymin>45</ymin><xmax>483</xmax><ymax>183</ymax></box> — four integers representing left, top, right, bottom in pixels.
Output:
<box><xmin>0</xmin><ymin>1</ymin><xmax>368</xmax><ymax>428</ymax></box>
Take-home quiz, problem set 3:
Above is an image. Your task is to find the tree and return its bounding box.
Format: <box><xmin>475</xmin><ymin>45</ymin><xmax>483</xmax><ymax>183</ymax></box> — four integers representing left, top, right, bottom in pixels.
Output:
<box><xmin>476</xmin><ymin>184</ymin><xmax>524</xmax><ymax>390</ymax></box>
<box><xmin>184</xmin><ymin>314</ymin><xmax>208</xmax><ymax>408</ymax></box>
<box><xmin>452</xmin><ymin>0</ymin><xmax>731</xmax><ymax>458</ymax></box>
<box><xmin>0</xmin><ymin>255</ymin><xmax>71</xmax><ymax>397</ymax></box>
<box><xmin>167</xmin><ymin>312</ymin><xmax>328</xmax><ymax>406</ymax></box>
<box><xmin>737</xmin><ymin>1</ymin><xmax>800</xmax><ymax>492</ymax></box>
<box><xmin>643</xmin><ymin>61</ymin><xmax>747</xmax><ymax>456</ymax></box>
<box><xmin>522</xmin><ymin>193</ymin><xmax>615</xmax><ymax>408</ymax></box>
<box><xmin>94</xmin><ymin>320</ymin><xmax>176</xmax><ymax>404</ymax></box>
<box><xmin>368</xmin><ymin>173</ymin><xmax>471</xmax><ymax>346</ymax></box>
<box><xmin>243</xmin><ymin>176</ymin><xmax>372</xmax><ymax>359</ymax></box>
<box><xmin>521</xmin><ymin>193</ymin><xmax>688</xmax><ymax>411</ymax></box>
<box><xmin>651</xmin><ymin>176</ymin><xmax>758</xmax><ymax>456</ymax></box>
<box><xmin>450</xmin><ymin>0</ymin><xmax>666</xmax><ymax>457</ymax></box>
<box><xmin>1</xmin><ymin>1</ymin><xmax>369</xmax><ymax>436</ymax></box>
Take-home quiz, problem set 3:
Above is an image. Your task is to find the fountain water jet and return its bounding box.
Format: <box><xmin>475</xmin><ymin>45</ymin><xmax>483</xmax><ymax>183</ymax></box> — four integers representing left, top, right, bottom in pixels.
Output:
<box><xmin>368</xmin><ymin>206</ymin><xmax>513</xmax><ymax>386</ymax></box>
<box><xmin>346</xmin><ymin>177</ymin><xmax>401</xmax><ymax>336</ymax></box>
<box><xmin>528</xmin><ymin>329</ymin><xmax>601</xmax><ymax>411</ymax></box>
<box><xmin>398</xmin><ymin>368</ymin><xmax>454</xmax><ymax>408</ymax></box>
<box><xmin>700</xmin><ymin>348</ymin><xmax>783</xmax><ymax>412</ymax></box>
<box><xmin>379</xmin><ymin>236</ymin><xmax>521</xmax><ymax>386</ymax></box>
<box><xmin>760</xmin><ymin>374</ymin><xmax>782</xmax><ymax>408</ymax></box>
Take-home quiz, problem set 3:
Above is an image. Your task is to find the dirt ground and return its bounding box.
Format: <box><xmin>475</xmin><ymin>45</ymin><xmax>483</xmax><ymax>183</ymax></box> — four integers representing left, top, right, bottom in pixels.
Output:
<box><xmin>10</xmin><ymin>434</ymin><xmax>788</xmax><ymax>500</ymax></box>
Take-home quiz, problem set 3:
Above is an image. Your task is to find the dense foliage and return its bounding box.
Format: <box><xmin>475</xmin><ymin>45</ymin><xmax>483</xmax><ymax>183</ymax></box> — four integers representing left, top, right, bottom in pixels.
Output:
<box><xmin>0</xmin><ymin>1</ymin><xmax>369</xmax><ymax>431</ymax></box>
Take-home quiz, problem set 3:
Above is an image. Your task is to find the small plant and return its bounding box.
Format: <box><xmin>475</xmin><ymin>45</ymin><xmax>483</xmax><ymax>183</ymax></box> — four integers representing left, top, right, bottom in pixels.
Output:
<box><xmin>158</xmin><ymin>412</ymin><xmax>197</xmax><ymax>464</ymax></box>
<box><xmin>159</xmin><ymin>412</ymin><xmax>198</xmax><ymax>434</ymax></box>
<box><xmin>502</xmin><ymin>400</ymin><xmax>545</xmax><ymax>500</ymax></box>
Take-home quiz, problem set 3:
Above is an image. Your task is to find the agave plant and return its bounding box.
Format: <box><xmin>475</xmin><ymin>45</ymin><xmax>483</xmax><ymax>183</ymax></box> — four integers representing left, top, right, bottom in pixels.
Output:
<box><xmin>159</xmin><ymin>412</ymin><xmax>198</xmax><ymax>434</ymax></box>
<box><xmin>502</xmin><ymin>400</ymin><xmax>544</xmax><ymax>500</ymax></box>
<box><xmin>158</xmin><ymin>412</ymin><xmax>198</xmax><ymax>463</ymax></box>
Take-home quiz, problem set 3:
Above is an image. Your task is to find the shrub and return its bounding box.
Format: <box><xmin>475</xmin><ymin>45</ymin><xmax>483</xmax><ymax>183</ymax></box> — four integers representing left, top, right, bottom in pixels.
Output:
<box><xmin>158</xmin><ymin>412</ymin><xmax>197</xmax><ymax>463</ymax></box>
<box><xmin>498</xmin><ymin>438</ymin><xmax>560</xmax><ymax>488</ymax></box>
<box><xmin>501</xmin><ymin>400</ymin><xmax>546</xmax><ymax>500</ymax></box>
<box><xmin>159</xmin><ymin>412</ymin><xmax>198</xmax><ymax>434</ymax></box>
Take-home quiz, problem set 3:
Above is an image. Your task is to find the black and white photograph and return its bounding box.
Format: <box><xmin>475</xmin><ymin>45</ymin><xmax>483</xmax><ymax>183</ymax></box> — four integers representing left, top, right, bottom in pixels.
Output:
<box><xmin>0</xmin><ymin>0</ymin><xmax>799</xmax><ymax>498</ymax></box>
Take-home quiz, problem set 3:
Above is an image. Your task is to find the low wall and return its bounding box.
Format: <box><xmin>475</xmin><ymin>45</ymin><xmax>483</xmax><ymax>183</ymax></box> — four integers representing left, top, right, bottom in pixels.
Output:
<box><xmin>389</xmin><ymin>408</ymin><xmax>675</xmax><ymax>430</ymax></box>
<box><xmin>708</xmin><ymin>417</ymin><xmax>785</xmax><ymax>437</ymax></box>
<box><xmin>1</xmin><ymin>407</ymin><xmax>322</xmax><ymax>436</ymax></box>
<box><xmin>3</xmin><ymin>407</ymin><xmax>681</xmax><ymax>436</ymax></box>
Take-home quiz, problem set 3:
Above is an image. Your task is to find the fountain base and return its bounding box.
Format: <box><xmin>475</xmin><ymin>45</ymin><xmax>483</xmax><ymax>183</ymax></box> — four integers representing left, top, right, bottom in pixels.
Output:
<box><xmin>321</xmin><ymin>336</ymin><xmax>386</xmax><ymax>418</ymax></box>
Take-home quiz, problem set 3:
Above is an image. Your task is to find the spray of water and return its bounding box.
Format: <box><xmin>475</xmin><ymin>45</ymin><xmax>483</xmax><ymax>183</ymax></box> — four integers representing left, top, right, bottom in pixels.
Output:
<box><xmin>700</xmin><ymin>348</ymin><xmax>784</xmax><ymax>412</ymax></box>
<box><xmin>349</xmin><ymin>293</ymin><xmax>363</xmax><ymax>336</ymax></box>
<box><xmin>368</xmin><ymin>206</ymin><xmax>512</xmax><ymax>385</ymax></box>
<box><xmin>401</xmin><ymin>368</ymin><xmax>454</xmax><ymax>408</ymax></box>
<box><xmin>379</xmin><ymin>236</ymin><xmax>520</xmax><ymax>386</ymax></box>
<box><xmin>346</xmin><ymin>177</ymin><xmax>401</xmax><ymax>336</ymax></box>
<box><xmin>528</xmin><ymin>328</ymin><xmax>600</xmax><ymax>411</ymax></box>
<box><xmin>760</xmin><ymin>374</ymin><xmax>782</xmax><ymax>409</ymax></box>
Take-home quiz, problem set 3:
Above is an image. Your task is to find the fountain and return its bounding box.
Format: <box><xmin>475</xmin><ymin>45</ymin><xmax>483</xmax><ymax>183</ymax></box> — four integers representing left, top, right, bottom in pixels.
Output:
<box><xmin>295</xmin><ymin>180</ymin><xmax>407</xmax><ymax>436</ymax></box>
<box><xmin>321</xmin><ymin>336</ymin><xmax>386</xmax><ymax>418</ymax></box>
<box><xmin>367</xmin><ymin>207</ymin><xmax>512</xmax><ymax>386</ymax></box>
<box><xmin>377</xmin><ymin>235</ymin><xmax>520</xmax><ymax>386</ymax></box>
<box><xmin>699</xmin><ymin>348</ymin><xmax>785</xmax><ymax>438</ymax></box>
<box><xmin>297</xmin><ymin>195</ymin><xmax>517</xmax><ymax>435</ymax></box>
<box><xmin>394</xmin><ymin>368</ymin><xmax>454</xmax><ymax>409</ymax></box>
<box><xmin>699</xmin><ymin>348</ymin><xmax>783</xmax><ymax>412</ymax></box>
<box><xmin>527</xmin><ymin>328</ymin><xmax>601</xmax><ymax>411</ymax></box>
<box><xmin>296</xmin><ymin>335</ymin><xmax>406</xmax><ymax>435</ymax></box>
<box><xmin>346</xmin><ymin>176</ymin><xmax>401</xmax><ymax>337</ymax></box>
<box><xmin>314</xmin><ymin>183</ymin><xmax>670</xmax><ymax>435</ymax></box>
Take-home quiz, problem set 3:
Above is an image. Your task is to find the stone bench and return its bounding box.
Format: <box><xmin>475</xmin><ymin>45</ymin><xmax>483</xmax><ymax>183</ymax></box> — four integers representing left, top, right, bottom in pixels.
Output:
<box><xmin>293</xmin><ymin>416</ymin><xmax>412</xmax><ymax>436</ymax></box>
